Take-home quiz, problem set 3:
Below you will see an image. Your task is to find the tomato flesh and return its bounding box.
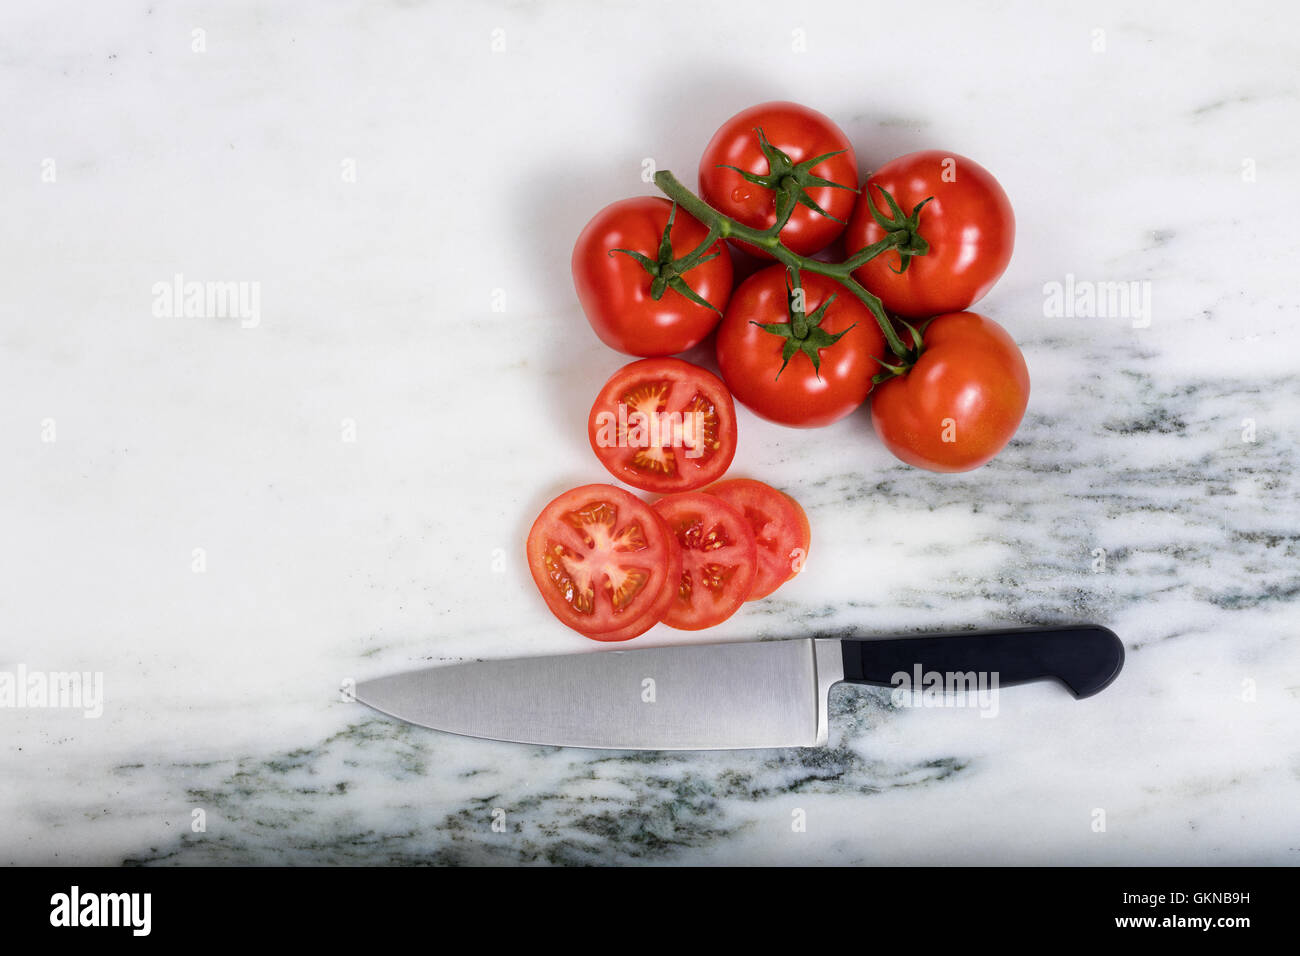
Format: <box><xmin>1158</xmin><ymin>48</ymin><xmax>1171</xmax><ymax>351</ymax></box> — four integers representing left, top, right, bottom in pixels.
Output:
<box><xmin>588</xmin><ymin>358</ymin><xmax>738</xmax><ymax>493</ymax></box>
<box><xmin>652</xmin><ymin>492</ymin><xmax>757</xmax><ymax>631</ymax></box>
<box><xmin>526</xmin><ymin>485</ymin><xmax>673</xmax><ymax>635</ymax></box>
<box><xmin>702</xmin><ymin>479</ymin><xmax>810</xmax><ymax>601</ymax></box>
<box><xmin>582</xmin><ymin>510</ymin><xmax>683</xmax><ymax>643</ymax></box>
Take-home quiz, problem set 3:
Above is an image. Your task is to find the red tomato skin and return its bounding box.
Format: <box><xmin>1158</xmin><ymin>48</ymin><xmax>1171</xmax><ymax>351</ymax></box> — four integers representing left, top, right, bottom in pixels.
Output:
<box><xmin>844</xmin><ymin>150</ymin><xmax>1014</xmax><ymax>319</ymax></box>
<box><xmin>715</xmin><ymin>267</ymin><xmax>886</xmax><ymax>428</ymax></box>
<box><xmin>587</xmin><ymin>357</ymin><xmax>738</xmax><ymax>493</ymax></box>
<box><xmin>698</xmin><ymin>102</ymin><xmax>858</xmax><ymax>258</ymax></box>
<box><xmin>572</xmin><ymin>197</ymin><xmax>733</xmax><ymax>357</ymax></box>
<box><xmin>526</xmin><ymin>484</ymin><xmax>673</xmax><ymax>635</ymax></box>
<box><xmin>652</xmin><ymin>491</ymin><xmax>758</xmax><ymax>631</ymax></box>
<box><xmin>702</xmin><ymin>479</ymin><xmax>811</xmax><ymax>601</ymax></box>
<box><xmin>870</xmin><ymin>312</ymin><xmax>1029</xmax><ymax>472</ymax></box>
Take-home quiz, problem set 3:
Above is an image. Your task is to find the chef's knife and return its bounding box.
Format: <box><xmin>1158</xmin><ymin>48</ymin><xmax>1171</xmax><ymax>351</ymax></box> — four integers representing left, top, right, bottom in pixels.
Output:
<box><xmin>355</xmin><ymin>624</ymin><xmax>1123</xmax><ymax>751</ymax></box>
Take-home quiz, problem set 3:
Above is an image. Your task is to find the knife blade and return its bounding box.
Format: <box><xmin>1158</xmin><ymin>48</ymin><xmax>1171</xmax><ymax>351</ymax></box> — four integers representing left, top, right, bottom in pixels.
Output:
<box><xmin>355</xmin><ymin>624</ymin><xmax>1123</xmax><ymax>751</ymax></box>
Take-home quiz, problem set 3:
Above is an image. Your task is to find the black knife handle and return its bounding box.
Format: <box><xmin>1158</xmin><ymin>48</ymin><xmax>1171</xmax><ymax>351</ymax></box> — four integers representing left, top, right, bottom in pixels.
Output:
<box><xmin>839</xmin><ymin>625</ymin><xmax>1124</xmax><ymax>699</ymax></box>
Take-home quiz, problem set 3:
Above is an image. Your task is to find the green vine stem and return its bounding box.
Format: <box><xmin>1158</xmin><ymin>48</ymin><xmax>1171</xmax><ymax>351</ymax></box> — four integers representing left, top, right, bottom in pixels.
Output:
<box><xmin>652</xmin><ymin>169</ymin><xmax>923</xmax><ymax>360</ymax></box>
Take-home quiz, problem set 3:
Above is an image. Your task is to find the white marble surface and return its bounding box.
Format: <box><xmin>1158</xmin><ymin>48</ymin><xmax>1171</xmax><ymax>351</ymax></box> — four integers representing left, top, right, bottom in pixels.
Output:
<box><xmin>2</xmin><ymin>0</ymin><xmax>1297</xmax><ymax>864</ymax></box>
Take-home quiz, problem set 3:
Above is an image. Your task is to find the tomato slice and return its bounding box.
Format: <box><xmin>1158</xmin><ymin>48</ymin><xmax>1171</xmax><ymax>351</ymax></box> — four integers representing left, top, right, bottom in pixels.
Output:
<box><xmin>581</xmin><ymin>511</ymin><xmax>683</xmax><ymax>643</ymax></box>
<box><xmin>702</xmin><ymin>479</ymin><xmax>811</xmax><ymax>601</ymax></box>
<box><xmin>588</xmin><ymin>358</ymin><xmax>738</xmax><ymax>494</ymax></box>
<box><xmin>652</xmin><ymin>491</ymin><xmax>758</xmax><ymax>631</ymax></box>
<box><xmin>526</xmin><ymin>484</ymin><xmax>673</xmax><ymax>635</ymax></box>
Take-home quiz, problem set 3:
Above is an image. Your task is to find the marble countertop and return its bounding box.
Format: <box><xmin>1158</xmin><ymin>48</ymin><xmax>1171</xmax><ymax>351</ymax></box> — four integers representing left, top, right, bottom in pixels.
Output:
<box><xmin>3</xmin><ymin>0</ymin><xmax>1297</xmax><ymax>865</ymax></box>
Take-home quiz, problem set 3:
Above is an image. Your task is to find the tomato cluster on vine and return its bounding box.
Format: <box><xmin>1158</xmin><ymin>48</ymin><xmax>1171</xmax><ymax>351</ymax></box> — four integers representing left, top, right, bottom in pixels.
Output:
<box><xmin>530</xmin><ymin>101</ymin><xmax>1032</xmax><ymax>642</ymax></box>
<box><xmin>573</xmin><ymin>100</ymin><xmax>1029</xmax><ymax>472</ymax></box>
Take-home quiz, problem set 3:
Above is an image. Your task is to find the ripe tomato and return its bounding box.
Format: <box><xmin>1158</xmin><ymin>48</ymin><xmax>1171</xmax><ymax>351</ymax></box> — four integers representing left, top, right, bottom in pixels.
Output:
<box><xmin>526</xmin><ymin>484</ymin><xmax>675</xmax><ymax>636</ymax></box>
<box><xmin>588</xmin><ymin>358</ymin><xmax>738</xmax><ymax>493</ymax></box>
<box><xmin>870</xmin><ymin>312</ymin><xmax>1029</xmax><ymax>472</ymax></box>
<box><xmin>844</xmin><ymin>150</ymin><xmax>1014</xmax><ymax>318</ymax></box>
<box><xmin>702</xmin><ymin>479</ymin><xmax>810</xmax><ymax>601</ymax></box>
<box><xmin>652</xmin><ymin>492</ymin><xmax>758</xmax><ymax>630</ymax></box>
<box><xmin>572</xmin><ymin>196</ymin><xmax>733</xmax><ymax>356</ymax></box>
<box><xmin>715</xmin><ymin>267</ymin><xmax>887</xmax><ymax>427</ymax></box>
<box><xmin>698</xmin><ymin>102</ymin><xmax>858</xmax><ymax>258</ymax></box>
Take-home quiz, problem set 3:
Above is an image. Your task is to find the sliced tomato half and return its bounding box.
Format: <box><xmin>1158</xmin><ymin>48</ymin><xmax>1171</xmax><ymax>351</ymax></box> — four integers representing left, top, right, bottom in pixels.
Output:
<box><xmin>526</xmin><ymin>484</ymin><xmax>673</xmax><ymax>636</ymax></box>
<box><xmin>583</xmin><ymin>510</ymin><xmax>682</xmax><ymax>643</ymax></box>
<box><xmin>588</xmin><ymin>358</ymin><xmax>738</xmax><ymax>494</ymax></box>
<box><xmin>652</xmin><ymin>491</ymin><xmax>758</xmax><ymax>631</ymax></box>
<box><xmin>702</xmin><ymin>478</ymin><xmax>811</xmax><ymax>601</ymax></box>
